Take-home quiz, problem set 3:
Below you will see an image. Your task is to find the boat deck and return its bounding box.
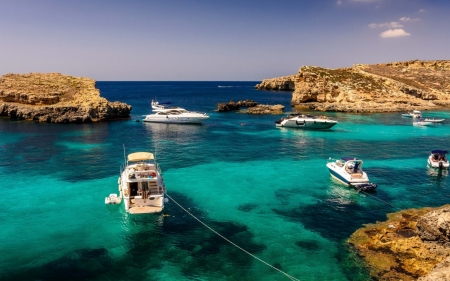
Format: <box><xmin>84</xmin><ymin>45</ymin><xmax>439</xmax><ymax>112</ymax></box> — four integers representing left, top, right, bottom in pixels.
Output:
<box><xmin>128</xmin><ymin>206</ymin><xmax>163</xmax><ymax>214</ymax></box>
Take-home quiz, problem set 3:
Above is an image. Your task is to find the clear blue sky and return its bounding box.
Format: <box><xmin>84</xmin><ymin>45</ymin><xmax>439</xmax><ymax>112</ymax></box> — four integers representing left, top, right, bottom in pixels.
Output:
<box><xmin>1</xmin><ymin>0</ymin><xmax>449</xmax><ymax>81</ymax></box>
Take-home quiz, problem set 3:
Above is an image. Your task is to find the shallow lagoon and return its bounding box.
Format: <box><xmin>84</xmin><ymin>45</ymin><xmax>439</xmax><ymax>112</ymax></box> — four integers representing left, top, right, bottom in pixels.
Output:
<box><xmin>1</xmin><ymin>82</ymin><xmax>448</xmax><ymax>280</ymax></box>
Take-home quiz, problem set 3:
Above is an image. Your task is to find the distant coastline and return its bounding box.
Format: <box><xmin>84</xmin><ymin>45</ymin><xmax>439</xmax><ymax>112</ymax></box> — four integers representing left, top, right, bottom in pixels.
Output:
<box><xmin>0</xmin><ymin>73</ymin><xmax>131</xmax><ymax>123</ymax></box>
<box><xmin>255</xmin><ymin>60</ymin><xmax>450</xmax><ymax>113</ymax></box>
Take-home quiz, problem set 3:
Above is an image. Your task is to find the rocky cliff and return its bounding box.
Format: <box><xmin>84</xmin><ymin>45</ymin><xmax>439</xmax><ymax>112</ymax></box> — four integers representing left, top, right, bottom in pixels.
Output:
<box><xmin>348</xmin><ymin>205</ymin><xmax>450</xmax><ymax>281</ymax></box>
<box><xmin>0</xmin><ymin>73</ymin><xmax>131</xmax><ymax>123</ymax></box>
<box><xmin>255</xmin><ymin>60</ymin><xmax>450</xmax><ymax>112</ymax></box>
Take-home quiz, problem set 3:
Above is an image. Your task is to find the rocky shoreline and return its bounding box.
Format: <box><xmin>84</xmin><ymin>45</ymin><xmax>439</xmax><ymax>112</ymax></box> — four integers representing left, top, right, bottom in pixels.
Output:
<box><xmin>348</xmin><ymin>205</ymin><xmax>450</xmax><ymax>281</ymax></box>
<box><xmin>255</xmin><ymin>60</ymin><xmax>450</xmax><ymax>113</ymax></box>
<box><xmin>0</xmin><ymin>73</ymin><xmax>131</xmax><ymax>123</ymax></box>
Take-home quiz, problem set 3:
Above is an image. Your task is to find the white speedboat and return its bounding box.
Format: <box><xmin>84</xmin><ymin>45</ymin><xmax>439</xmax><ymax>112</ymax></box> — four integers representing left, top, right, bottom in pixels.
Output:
<box><xmin>428</xmin><ymin>150</ymin><xmax>449</xmax><ymax>169</ymax></box>
<box><xmin>413</xmin><ymin>119</ymin><xmax>433</xmax><ymax>126</ymax></box>
<box><xmin>402</xmin><ymin>110</ymin><xmax>422</xmax><ymax>118</ymax></box>
<box><xmin>424</xmin><ymin>118</ymin><xmax>445</xmax><ymax>123</ymax></box>
<box><xmin>326</xmin><ymin>157</ymin><xmax>377</xmax><ymax>191</ymax></box>
<box><xmin>143</xmin><ymin>109</ymin><xmax>209</xmax><ymax>124</ymax></box>
<box><xmin>105</xmin><ymin>152</ymin><xmax>167</xmax><ymax>214</ymax></box>
<box><xmin>151</xmin><ymin>100</ymin><xmax>184</xmax><ymax>112</ymax></box>
<box><xmin>275</xmin><ymin>113</ymin><xmax>337</xmax><ymax>129</ymax></box>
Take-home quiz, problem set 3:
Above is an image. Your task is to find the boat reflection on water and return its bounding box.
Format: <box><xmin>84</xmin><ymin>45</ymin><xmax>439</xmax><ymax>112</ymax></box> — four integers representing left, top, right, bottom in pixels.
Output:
<box><xmin>427</xmin><ymin>167</ymin><xmax>448</xmax><ymax>177</ymax></box>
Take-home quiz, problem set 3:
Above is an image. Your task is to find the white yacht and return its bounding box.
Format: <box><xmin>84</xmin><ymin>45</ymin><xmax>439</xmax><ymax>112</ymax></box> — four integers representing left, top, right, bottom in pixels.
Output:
<box><xmin>275</xmin><ymin>113</ymin><xmax>337</xmax><ymax>129</ymax></box>
<box><xmin>428</xmin><ymin>150</ymin><xmax>449</xmax><ymax>169</ymax></box>
<box><xmin>326</xmin><ymin>157</ymin><xmax>377</xmax><ymax>191</ymax></box>
<box><xmin>105</xmin><ymin>152</ymin><xmax>167</xmax><ymax>214</ymax></box>
<box><xmin>143</xmin><ymin>108</ymin><xmax>209</xmax><ymax>124</ymax></box>
<box><xmin>402</xmin><ymin>110</ymin><xmax>422</xmax><ymax>118</ymax></box>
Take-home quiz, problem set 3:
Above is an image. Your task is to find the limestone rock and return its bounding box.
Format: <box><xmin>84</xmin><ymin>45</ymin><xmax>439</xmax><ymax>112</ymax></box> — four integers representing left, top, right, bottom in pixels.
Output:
<box><xmin>417</xmin><ymin>206</ymin><xmax>450</xmax><ymax>246</ymax></box>
<box><xmin>246</xmin><ymin>104</ymin><xmax>284</xmax><ymax>114</ymax></box>
<box><xmin>255</xmin><ymin>60</ymin><xmax>450</xmax><ymax>112</ymax></box>
<box><xmin>0</xmin><ymin>72</ymin><xmax>131</xmax><ymax>123</ymax></box>
<box><xmin>348</xmin><ymin>205</ymin><xmax>450</xmax><ymax>281</ymax></box>
<box><xmin>217</xmin><ymin>99</ymin><xmax>258</xmax><ymax>111</ymax></box>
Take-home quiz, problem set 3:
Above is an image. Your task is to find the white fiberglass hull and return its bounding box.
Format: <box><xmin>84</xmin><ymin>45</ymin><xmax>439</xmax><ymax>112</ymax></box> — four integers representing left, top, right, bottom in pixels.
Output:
<box><xmin>413</xmin><ymin>121</ymin><xmax>433</xmax><ymax>126</ymax></box>
<box><xmin>276</xmin><ymin>117</ymin><xmax>337</xmax><ymax>129</ymax></box>
<box><xmin>143</xmin><ymin>115</ymin><xmax>209</xmax><ymax>124</ymax></box>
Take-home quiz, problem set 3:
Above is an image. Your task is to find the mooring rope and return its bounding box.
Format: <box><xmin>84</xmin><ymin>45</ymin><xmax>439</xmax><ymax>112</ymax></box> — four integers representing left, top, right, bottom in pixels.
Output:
<box><xmin>355</xmin><ymin>187</ymin><xmax>400</xmax><ymax>210</ymax></box>
<box><xmin>164</xmin><ymin>193</ymin><xmax>301</xmax><ymax>281</ymax></box>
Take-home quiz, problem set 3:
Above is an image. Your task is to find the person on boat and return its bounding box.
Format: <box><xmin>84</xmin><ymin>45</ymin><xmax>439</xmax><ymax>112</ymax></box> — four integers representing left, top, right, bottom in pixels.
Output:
<box><xmin>163</xmin><ymin>212</ymin><xmax>170</xmax><ymax>217</ymax></box>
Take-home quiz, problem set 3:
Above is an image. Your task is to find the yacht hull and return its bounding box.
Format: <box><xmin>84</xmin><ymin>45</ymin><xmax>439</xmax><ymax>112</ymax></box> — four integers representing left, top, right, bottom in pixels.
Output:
<box><xmin>276</xmin><ymin>118</ymin><xmax>337</xmax><ymax>129</ymax></box>
<box><xmin>143</xmin><ymin>117</ymin><xmax>208</xmax><ymax>124</ymax></box>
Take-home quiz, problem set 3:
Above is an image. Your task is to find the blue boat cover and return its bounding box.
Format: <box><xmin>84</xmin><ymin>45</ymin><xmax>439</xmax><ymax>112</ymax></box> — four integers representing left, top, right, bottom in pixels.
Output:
<box><xmin>341</xmin><ymin>157</ymin><xmax>358</xmax><ymax>161</ymax></box>
<box><xmin>431</xmin><ymin>150</ymin><xmax>448</xmax><ymax>154</ymax></box>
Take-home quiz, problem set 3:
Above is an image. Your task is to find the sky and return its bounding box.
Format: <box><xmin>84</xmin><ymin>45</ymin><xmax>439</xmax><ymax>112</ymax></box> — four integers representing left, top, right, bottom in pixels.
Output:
<box><xmin>0</xmin><ymin>0</ymin><xmax>449</xmax><ymax>81</ymax></box>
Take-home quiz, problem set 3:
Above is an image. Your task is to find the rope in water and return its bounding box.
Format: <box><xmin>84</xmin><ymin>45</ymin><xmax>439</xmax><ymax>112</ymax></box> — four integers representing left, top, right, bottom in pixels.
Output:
<box><xmin>164</xmin><ymin>193</ymin><xmax>301</xmax><ymax>281</ymax></box>
<box><xmin>354</xmin><ymin>187</ymin><xmax>400</xmax><ymax>210</ymax></box>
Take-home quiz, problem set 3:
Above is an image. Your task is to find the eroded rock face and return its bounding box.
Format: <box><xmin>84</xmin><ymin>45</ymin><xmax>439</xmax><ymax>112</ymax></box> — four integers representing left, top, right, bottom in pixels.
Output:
<box><xmin>417</xmin><ymin>206</ymin><xmax>450</xmax><ymax>246</ymax></box>
<box><xmin>217</xmin><ymin>100</ymin><xmax>258</xmax><ymax>111</ymax></box>
<box><xmin>348</xmin><ymin>205</ymin><xmax>450</xmax><ymax>281</ymax></box>
<box><xmin>0</xmin><ymin>73</ymin><xmax>131</xmax><ymax>123</ymax></box>
<box><xmin>246</xmin><ymin>104</ymin><xmax>284</xmax><ymax>114</ymax></box>
<box><xmin>255</xmin><ymin>60</ymin><xmax>450</xmax><ymax>112</ymax></box>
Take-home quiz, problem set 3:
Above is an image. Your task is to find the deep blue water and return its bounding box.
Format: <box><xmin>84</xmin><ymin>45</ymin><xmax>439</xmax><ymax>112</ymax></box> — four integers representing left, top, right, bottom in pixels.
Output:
<box><xmin>1</xmin><ymin>81</ymin><xmax>449</xmax><ymax>281</ymax></box>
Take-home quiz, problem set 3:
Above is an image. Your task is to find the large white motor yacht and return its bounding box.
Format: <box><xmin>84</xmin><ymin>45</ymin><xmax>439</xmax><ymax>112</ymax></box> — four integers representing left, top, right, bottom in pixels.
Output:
<box><xmin>428</xmin><ymin>150</ymin><xmax>449</xmax><ymax>169</ymax></box>
<box><xmin>275</xmin><ymin>113</ymin><xmax>337</xmax><ymax>129</ymax></box>
<box><xmin>326</xmin><ymin>157</ymin><xmax>377</xmax><ymax>191</ymax></box>
<box><xmin>105</xmin><ymin>152</ymin><xmax>167</xmax><ymax>214</ymax></box>
<box><xmin>143</xmin><ymin>108</ymin><xmax>209</xmax><ymax>124</ymax></box>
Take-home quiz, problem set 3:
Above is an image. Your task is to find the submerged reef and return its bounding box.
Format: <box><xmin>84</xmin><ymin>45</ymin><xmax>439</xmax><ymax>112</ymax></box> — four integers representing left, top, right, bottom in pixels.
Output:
<box><xmin>256</xmin><ymin>60</ymin><xmax>450</xmax><ymax>112</ymax></box>
<box><xmin>0</xmin><ymin>73</ymin><xmax>131</xmax><ymax>123</ymax></box>
<box><xmin>348</xmin><ymin>205</ymin><xmax>450</xmax><ymax>281</ymax></box>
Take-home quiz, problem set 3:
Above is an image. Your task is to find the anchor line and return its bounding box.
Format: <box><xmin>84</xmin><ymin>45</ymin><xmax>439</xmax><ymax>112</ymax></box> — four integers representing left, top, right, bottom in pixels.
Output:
<box><xmin>355</xmin><ymin>188</ymin><xmax>400</xmax><ymax>210</ymax></box>
<box><xmin>164</xmin><ymin>193</ymin><xmax>301</xmax><ymax>281</ymax></box>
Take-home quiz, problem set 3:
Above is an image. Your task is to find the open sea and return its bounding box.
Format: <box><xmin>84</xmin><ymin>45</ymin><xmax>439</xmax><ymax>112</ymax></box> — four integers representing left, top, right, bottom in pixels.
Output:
<box><xmin>1</xmin><ymin>81</ymin><xmax>449</xmax><ymax>281</ymax></box>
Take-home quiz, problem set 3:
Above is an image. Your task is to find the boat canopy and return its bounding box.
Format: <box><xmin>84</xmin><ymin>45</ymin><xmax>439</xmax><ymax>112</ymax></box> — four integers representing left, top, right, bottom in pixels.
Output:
<box><xmin>431</xmin><ymin>150</ymin><xmax>448</xmax><ymax>154</ymax></box>
<box><xmin>341</xmin><ymin>157</ymin><xmax>359</xmax><ymax>162</ymax></box>
<box><xmin>128</xmin><ymin>152</ymin><xmax>155</xmax><ymax>162</ymax></box>
<box><xmin>413</xmin><ymin>110</ymin><xmax>421</xmax><ymax>114</ymax></box>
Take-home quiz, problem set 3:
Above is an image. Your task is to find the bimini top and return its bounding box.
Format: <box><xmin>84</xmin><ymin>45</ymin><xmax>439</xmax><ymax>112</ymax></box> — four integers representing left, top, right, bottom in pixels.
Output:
<box><xmin>128</xmin><ymin>152</ymin><xmax>155</xmax><ymax>162</ymax></box>
<box><xmin>431</xmin><ymin>150</ymin><xmax>448</xmax><ymax>154</ymax></box>
<box><xmin>341</xmin><ymin>157</ymin><xmax>360</xmax><ymax>162</ymax></box>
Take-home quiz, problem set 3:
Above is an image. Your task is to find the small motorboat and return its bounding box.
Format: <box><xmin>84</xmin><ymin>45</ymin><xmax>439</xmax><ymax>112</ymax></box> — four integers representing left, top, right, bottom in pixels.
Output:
<box><xmin>105</xmin><ymin>151</ymin><xmax>168</xmax><ymax>214</ymax></box>
<box><xmin>326</xmin><ymin>157</ymin><xmax>377</xmax><ymax>191</ymax></box>
<box><xmin>275</xmin><ymin>113</ymin><xmax>338</xmax><ymax>129</ymax></box>
<box><xmin>428</xmin><ymin>150</ymin><xmax>449</xmax><ymax>169</ymax></box>
<box><xmin>402</xmin><ymin>110</ymin><xmax>422</xmax><ymax>118</ymax></box>
<box><xmin>423</xmin><ymin>118</ymin><xmax>445</xmax><ymax>123</ymax></box>
<box><xmin>413</xmin><ymin>118</ymin><xmax>433</xmax><ymax>126</ymax></box>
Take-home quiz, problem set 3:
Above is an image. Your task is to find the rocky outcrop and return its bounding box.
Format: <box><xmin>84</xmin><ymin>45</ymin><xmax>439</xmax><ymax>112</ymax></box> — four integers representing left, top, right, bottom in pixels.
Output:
<box><xmin>255</xmin><ymin>60</ymin><xmax>450</xmax><ymax>112</ymax></box>
<box><xmin>246</xmin><ymin>104</ymin><xmax>284</xmax><ymax>114</ymax></box>
<box><xmin>348</xmin><ymin>205</ymin><xmax>450</xmax><ymax>281</ymax></box>
<box><xmin>217</xmin><ymin>100</ymin><xmax>258</xmax><ymax>111</ymax></box>
<box><xmin>0</xmin><ymin>73</ymin><xmax>131</xmax><ymax>123</ymax></box>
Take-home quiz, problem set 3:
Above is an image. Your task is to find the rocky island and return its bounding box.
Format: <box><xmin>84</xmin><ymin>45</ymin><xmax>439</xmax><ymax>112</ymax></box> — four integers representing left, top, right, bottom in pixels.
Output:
<box><xmin>0</xmin><ymin>73</ymin><xmax>131</xmax><ymax>123</ymax></box>
<box><xmin>256</xmin><ymin>60</ymin><xmax>450</xmax><ymax>112</ymax></box>
<box><xmin>348</xmin><ymin>205</ymin><xmax>450</xmax><ymax>281</ymax></box>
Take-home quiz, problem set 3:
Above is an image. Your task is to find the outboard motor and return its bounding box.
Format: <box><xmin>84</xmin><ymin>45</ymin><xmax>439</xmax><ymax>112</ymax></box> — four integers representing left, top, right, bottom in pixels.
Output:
<box><xmin>354</xmin><ymin>183</ymin><xmax>377</xmax><ymax>191</ymax></box>
<box><xmin>439</xmin><ymin>162</ymin><xmax>443</xmax><ymax>169</ymax></box>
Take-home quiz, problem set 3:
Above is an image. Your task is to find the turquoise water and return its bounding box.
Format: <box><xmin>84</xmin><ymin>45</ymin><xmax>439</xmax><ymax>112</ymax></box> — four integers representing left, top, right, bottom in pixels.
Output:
<box><xmin>1</xmin><ymin>82</ymin><xmax>449</xmax><ymax>281</ymax></box>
